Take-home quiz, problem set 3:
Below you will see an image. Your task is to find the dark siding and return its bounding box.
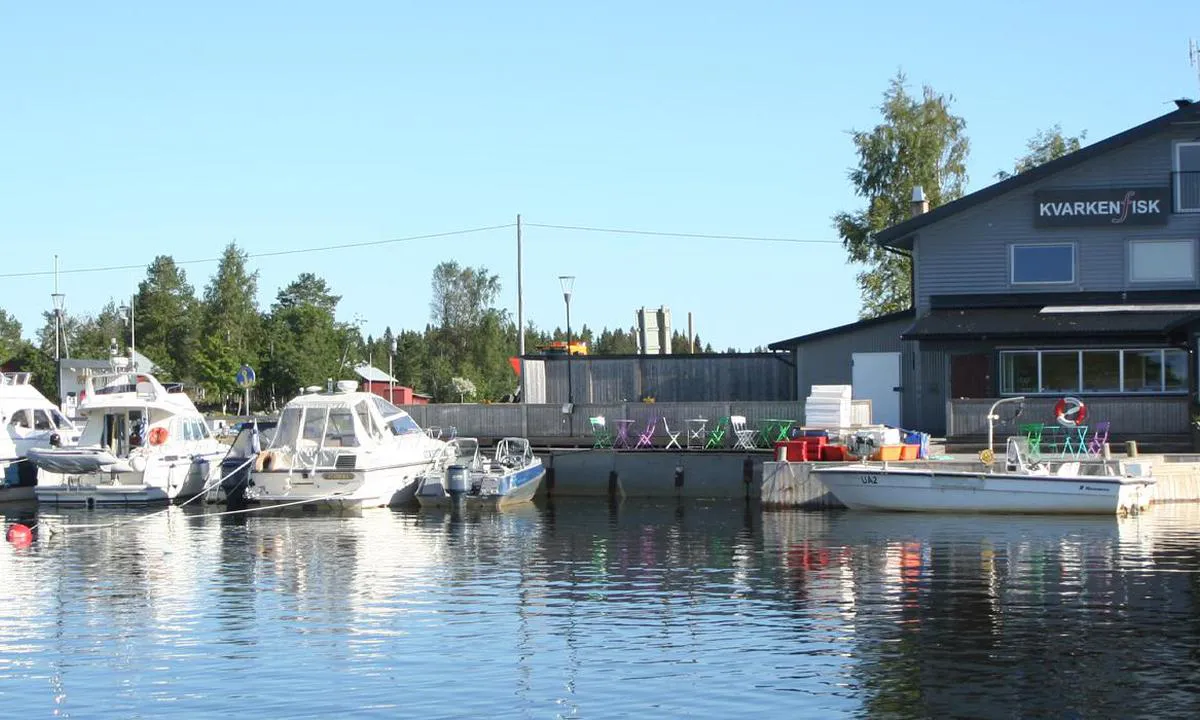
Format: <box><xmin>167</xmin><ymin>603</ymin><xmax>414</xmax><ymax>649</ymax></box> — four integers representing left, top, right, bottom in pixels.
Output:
<box><xmin>540</xmin><ymin>354</ymin><xmax>794</xmax><ymax>403</ymax></box>
<box><xmin>914</xmin><ymin>128</ymin><xmax>1200</xmax><ymax>312</ymax></box>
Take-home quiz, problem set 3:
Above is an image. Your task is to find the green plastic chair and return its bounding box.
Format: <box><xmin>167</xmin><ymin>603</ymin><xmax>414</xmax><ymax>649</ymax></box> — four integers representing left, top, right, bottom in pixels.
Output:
<box><xmin>589</xmin><ymin>416</ymin><xmax>613</xmax><ymax>449</ymax></box>
<box><xmin>1019</xmin><ymin>423</ymin><xmax>1043</xmax><ymax>459</ymax></box>
<box><xmin>705</xmin><ymin>416</ymin><xmax>730</xmax><ymax>449</ymax></box>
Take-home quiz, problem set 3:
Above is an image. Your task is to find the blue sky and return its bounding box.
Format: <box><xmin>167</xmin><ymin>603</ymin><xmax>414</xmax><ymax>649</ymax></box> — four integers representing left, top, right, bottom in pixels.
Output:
<box><xmin>1</xmin><ymin>1</ymin><xmax>1196</xmax><ymax>352</ymax></box>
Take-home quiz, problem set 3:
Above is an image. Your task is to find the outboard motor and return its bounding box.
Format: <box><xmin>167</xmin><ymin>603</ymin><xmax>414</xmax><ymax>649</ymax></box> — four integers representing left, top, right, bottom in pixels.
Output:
<box><xmin>446</xmin><ymin>465</ymin><xmax>471</xmax><ymax>496</ymax></box>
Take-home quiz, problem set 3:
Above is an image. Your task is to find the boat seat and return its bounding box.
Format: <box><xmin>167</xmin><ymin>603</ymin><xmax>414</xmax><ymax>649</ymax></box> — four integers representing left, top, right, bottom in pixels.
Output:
<box><xmin>1056</xmin><ymin>462</ymin><xmax>1081</xmax><ymax>476</ymax></box>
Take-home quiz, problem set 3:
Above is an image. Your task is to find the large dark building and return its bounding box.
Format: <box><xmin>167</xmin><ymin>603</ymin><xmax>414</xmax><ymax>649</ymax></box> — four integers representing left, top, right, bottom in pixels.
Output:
<box><xmin>773</xmin><ymin>100</ymin><xmax>1200</xmax><ymax>447</ymax></box>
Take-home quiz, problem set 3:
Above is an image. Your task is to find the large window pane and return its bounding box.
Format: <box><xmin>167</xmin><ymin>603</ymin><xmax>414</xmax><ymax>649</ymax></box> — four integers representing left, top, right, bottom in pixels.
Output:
<box><xmin>1165</xmin><ymin>349</ymin><xmax>1189</xmax><ymax>392</ymax></box>
<box><xmin>1082</xmin><ymin>351</ymin><xmax>1121</xmax><ymax>392</ymax></box>
<box><xmin>1122</xmin><ymin>350</ymin><xmax>1163</xmax><ymax>392</ymax></box>
<box><xmin>1012</xmin><ymin>244</ymin><xmax>1075</xmax><ymax>284</ymax></box>
<box><xmin>1000</xmin><ymin>352</ymin><xmax>1038</xmax><ymax>394</ymax></box>
<box><xmin>1129</xmin><ymin>240</ymin><xmax>1195</xmax><ymax>283</ymax></box>
<box><xmin>1041</xmin><ymin>351</ymin><xmax>1079</xmax><ymax>393</ymax></box>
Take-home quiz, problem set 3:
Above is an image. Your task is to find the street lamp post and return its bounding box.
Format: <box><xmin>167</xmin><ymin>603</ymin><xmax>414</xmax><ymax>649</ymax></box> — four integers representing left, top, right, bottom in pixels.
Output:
<box><xmin>389</xmin><ymin>336</ymin><xmax>396</xmax><ymax>404</ymax></box>
<box><xmin>559</xmin><ymin>275</ymin><xmax>575</xmax><ymax>405</ymax></box>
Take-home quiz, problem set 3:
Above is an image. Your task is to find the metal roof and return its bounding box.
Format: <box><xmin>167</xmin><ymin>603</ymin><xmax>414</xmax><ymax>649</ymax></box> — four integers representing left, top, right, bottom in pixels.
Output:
<box><xmin>353</xmin><ymin>364</ymin><xmax>397</xmax><ymax>382</ymax></box>
<box><xmin>901</xmin><ymin>306</ymin><xmax>1200</xmax><ymax>341</ymax></box>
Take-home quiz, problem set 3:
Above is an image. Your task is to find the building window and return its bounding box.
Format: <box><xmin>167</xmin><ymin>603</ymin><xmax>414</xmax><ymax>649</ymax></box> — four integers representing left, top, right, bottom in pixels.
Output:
<box><xmin>999</xmin><ymin>348</ymin><xmax>1188</xmax><ymax>395</ymax></box>
<box><xmin>1123</xmin><ymin>350</ymin><xmax>1163</xmax><ymax>393</ymax></box>
<box><xmin>1175</xmin><ymin>142</ymin><xmax>1200</xmax><ymax>212</ymax></box>
<box><xmin>1011</xmin><ymin>244</ymin><xmax>1075</xmax><ymax>284</ymax></box>
<box><xmin>1082</xmin><ymin>350</ymin><xmax>1121</xmax><ymax>392</ymax></box>
<box><xmin>1000</xmin><ymin>351</ymin><xmax>1039</xmax><ymax>394</ymax></box>
<box><xmin>1041</xmin><ymin>351</ymin><xmax>1079</xmax><ymax>393</ymax></box>
<box><xmin>1128</xmin><ymin>239</ymin><xmax>1196</xmax><ymax>283</ymax></box>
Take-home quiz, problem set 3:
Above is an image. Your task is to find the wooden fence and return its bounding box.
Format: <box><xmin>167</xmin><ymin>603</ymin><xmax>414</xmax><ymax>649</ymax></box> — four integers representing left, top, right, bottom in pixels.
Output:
<box><xmin>947</xmin><ymin>396</ymin><xmax>1189</xmax><ymax>442</ymax></box>
<box><xmin>398</xmin><ymin>400</ymin><xmax>873</xmax><ymax>443</ymax></box>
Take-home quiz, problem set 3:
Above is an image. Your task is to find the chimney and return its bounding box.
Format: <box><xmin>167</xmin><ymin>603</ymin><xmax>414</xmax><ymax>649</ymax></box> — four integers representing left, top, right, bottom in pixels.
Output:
<box><xmin>910</xmin><ymin>186</ymin><xmax>929</xmax><ymax>218</ymax></box>
<box><xmin>1174</xmin><ymin>98</ymin><xmax>1194</xmax><ymax>109</ymax></box>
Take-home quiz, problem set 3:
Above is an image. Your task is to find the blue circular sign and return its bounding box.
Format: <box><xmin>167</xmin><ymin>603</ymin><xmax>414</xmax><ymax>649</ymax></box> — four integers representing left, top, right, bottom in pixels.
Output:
<box><xmin>236</xmin><ymin>364</ymin><xmax>256</xmax><ymax>387</ymax></box>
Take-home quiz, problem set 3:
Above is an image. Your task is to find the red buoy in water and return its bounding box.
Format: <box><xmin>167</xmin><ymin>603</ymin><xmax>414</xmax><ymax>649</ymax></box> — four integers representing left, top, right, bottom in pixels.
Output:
<box><xmin>6</xmin><ymin>524</ymin><xmax>33</xmax><ymax>548</ymax></box>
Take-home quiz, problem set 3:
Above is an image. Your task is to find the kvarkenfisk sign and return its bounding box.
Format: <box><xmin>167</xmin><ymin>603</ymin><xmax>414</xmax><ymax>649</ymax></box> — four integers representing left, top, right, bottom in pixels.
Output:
<box><xmin>1033</xmin><ymin>187</ymin><xmax>1170</xmax><ymax>227</ymax></box>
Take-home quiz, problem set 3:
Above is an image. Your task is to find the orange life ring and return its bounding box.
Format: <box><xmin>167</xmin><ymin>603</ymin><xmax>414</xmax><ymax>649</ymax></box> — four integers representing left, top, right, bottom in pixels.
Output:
<box><xmin>148</xmin><ymin>427</ymin><xmax>169</xmax><ymax>445</ymax></box>
<box><xmin>1054</xmin><ymin>396</ymin><xmax>1087</xmax><ymax>427</ymax></box>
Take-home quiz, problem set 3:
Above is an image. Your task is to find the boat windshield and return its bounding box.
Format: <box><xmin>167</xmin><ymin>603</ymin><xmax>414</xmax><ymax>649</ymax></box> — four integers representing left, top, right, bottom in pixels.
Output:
<box><xmin>370</xmin><ymin>395</ymin><xmax>422</xmax><ymax>435</ymax></box>
<box><xmin>271</xmin><ymin>407</ymin><xmax>304</xmax><ymax>449</ymax></box>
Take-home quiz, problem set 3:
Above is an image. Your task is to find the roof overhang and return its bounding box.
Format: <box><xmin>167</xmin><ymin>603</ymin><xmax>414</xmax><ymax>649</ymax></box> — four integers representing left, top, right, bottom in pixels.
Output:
<box><xmin>902</xmin><ymin>305</ymin><xmax>1200</xmax><ymax>342</ymax></box>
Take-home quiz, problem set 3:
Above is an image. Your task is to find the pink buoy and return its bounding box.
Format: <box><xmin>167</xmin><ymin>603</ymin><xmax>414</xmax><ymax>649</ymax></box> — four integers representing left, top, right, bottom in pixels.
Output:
<box><xmin>6</xmin><ymin>523</ymin><xmax>33</xmax><ymax>548</ymax></box>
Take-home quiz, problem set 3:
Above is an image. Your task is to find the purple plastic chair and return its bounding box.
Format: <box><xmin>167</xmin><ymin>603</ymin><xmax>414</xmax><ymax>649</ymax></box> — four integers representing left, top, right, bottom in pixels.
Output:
<box><xmin>634</xmin><ymin>417</ymin><xmax>659</xmax><ymax>449</ymax></box>
<box><xmin>1086</xmin><ymin>421</ymin><xmax>1111</xmax><ymax>457</ymax></box>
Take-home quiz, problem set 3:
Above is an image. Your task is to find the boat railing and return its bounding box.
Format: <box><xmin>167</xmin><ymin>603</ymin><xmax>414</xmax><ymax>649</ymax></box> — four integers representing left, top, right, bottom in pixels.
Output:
<box><xmin>0</xmin><ymin>372</ymin><xmax>32</xmax><ymax>386</ymax></box>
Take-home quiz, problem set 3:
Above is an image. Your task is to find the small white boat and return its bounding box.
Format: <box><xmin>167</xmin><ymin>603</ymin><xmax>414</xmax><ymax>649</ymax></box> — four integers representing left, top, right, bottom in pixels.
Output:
<box><xmin>812</xmin><ymin>397</ymin><xmax>1154</xmax><ymax>516</ymax></box>
<box><xmin>415</xmin><ymin>437</ymin><xmax>545</xmax><ymax>509</ymax></box>
<box><xmin>30</xmin><ymin>357</ymin><xmax>225</xmax><ymax>506</ymax></box>
<box><xmin>244</xmin><ymin>380</ymin><xmax>446</xmax><ymax>509</ymax></box>
<box><xmin>1</xmin><ymin>372</ymin><xmax>82</xmax><ymax>503</ymax></box>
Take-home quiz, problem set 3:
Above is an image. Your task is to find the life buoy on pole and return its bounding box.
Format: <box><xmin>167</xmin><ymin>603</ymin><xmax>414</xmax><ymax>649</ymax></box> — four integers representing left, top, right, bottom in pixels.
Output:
<box><xmin>1054</xmin><ymin>396</ymin><xmax>1088</xmax><ymax>427</ymax></box>
<box><xmin>148</xmin><ymin>427</ymin><xmax>169</xmax><ymax>445</ymax></box>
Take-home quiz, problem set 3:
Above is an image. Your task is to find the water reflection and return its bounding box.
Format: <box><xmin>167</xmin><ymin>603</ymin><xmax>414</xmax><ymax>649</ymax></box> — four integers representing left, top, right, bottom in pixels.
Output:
<box><xmin>2</xmin><ymin>501</ymin><xmax>1200</xmax><ymax>717</ymax></box>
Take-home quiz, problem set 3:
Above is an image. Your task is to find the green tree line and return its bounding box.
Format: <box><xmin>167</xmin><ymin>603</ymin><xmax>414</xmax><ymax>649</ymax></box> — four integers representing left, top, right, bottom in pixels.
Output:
<box><xmin>0</xmin><ymin>245</ymin><xmax>719</xmax><ymax>408</ymax></box>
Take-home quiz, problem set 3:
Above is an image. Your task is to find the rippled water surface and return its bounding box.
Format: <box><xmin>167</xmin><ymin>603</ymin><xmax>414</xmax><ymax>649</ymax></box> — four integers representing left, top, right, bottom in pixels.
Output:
<box><xmin>4</xmin><ymin>500</ymin><xmax>1200</xmax><ymax>718</ymax></box>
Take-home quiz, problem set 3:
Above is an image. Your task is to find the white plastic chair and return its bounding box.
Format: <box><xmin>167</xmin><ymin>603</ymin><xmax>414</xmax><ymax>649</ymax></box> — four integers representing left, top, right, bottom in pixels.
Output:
<box><xmin>661</xmin><ymin>418</ymin><xmax>682</xmax><ymax>450</ymax></box>
<box><xmin>731</xmin><ymin>415</ymin><xmax>756</xmax><ymax>450</ymax></box>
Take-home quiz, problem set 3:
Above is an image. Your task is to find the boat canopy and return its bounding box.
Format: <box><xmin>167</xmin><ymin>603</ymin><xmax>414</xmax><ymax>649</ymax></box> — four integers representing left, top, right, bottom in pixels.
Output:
<box><xmin>269</xmin><ymin>392</ymin><xmax>424</xmax><ymax>452</ymax></box>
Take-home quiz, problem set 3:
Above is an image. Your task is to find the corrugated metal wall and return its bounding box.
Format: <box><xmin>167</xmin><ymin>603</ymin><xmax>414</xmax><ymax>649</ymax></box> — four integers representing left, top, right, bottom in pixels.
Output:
<box><xmin>533</xmin><ymin>354</ymin><xmax>795</xmax><ymax>403</ymax></box>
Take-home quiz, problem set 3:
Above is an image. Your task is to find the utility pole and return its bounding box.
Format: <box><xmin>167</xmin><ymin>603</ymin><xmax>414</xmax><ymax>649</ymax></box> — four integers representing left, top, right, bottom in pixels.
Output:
<box><xmin>516</xmin><ymin>214</ymin><xmax>525</xmax><ymax>403</ymax></box>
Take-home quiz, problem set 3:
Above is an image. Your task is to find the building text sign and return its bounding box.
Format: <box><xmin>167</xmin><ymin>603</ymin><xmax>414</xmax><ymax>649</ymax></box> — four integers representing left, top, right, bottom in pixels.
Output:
<box><xmin>1033</xmin><ymin>187</ymin><xmax>1170</xmax><ymax>227</ymax></box>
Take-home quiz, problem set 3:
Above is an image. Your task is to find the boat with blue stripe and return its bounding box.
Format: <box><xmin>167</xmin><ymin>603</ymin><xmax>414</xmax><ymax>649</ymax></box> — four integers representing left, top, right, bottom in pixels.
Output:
<box><xmin>415</xmin><ymin>437</ymin><xmax>545</xmax><ymax>509</ymax></box>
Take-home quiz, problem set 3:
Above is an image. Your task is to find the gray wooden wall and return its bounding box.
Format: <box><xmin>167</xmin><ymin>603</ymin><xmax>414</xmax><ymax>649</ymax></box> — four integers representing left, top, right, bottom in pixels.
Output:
<box><xmin>529</xmin><ymin>353</ymin><xmax>795</xmax><ymax>403</ymax></box>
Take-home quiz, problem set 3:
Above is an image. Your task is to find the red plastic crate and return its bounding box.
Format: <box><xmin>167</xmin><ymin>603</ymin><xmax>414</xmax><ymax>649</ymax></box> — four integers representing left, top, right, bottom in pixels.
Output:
<box><xmin>774</xmin><ymin>440</ymin><xmax>808</xmax><ymax>461</ymax></box>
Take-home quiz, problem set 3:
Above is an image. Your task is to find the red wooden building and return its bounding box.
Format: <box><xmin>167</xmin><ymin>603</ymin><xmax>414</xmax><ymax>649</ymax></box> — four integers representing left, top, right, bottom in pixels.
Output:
<box><xmin>354</xmin><ymin>365</ymin><xmax>431</xmax><ymax>405</ymax></box>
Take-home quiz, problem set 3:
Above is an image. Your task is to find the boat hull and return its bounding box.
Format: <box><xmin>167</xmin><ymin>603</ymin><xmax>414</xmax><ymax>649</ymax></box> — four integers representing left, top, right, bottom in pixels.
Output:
<box><xmin>415</xmin><ymin>461</ymin><xmax>545</xmax><ymax>509</ymax></box>
<box><xmin>246</xmin><ymin>463</ymin><xmax>432</xmax><ymax>509</ymax></box>
<box><xmin>33</xmin><ymin>453</ymin><xmax>222</xmax><ymax>507</ymax></box>
<box><xmin>813</xmin><ymin>465</ymin><xmax>1154</xmax><ymax>515</ymax></box>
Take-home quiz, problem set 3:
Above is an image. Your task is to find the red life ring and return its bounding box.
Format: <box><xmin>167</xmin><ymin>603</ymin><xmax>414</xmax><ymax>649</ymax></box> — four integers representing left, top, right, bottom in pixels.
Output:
<box><xmin>1054</xmin><ymin>396</ymin><xmax>1087</xmax><ymax>427</ymax></box>
<box><xmin>148</xmin><ymin>427</ymin><xmax>169</xmax><ymax>445</ymax></box>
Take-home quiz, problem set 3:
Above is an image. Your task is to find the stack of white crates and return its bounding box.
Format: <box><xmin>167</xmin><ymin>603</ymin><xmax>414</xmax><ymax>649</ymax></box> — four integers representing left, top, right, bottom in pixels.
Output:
<box><xmin>804</xmin><ymin>385</ymin><xmax>852</xmax><ymax>429</ymax></box>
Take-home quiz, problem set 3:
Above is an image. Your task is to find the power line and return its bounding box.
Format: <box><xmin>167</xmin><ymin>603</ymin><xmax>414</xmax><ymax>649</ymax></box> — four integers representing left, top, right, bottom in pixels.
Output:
<box><xmin>524</xmin><ymin>222</ymin><xmax>841</xmax><ymax>245</ymax></box>
<box><xmin>0</xmin><ymin>219</ymin><xmax>841</xmax><ymax>280</ymax></box>
<box><xmin>0</xmin><ymin>224</ymin><xmax>516</xmax><ymax>279</ymax></box>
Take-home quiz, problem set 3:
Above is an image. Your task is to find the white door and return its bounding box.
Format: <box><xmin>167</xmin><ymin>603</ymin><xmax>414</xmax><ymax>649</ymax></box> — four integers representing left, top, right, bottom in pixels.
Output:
<box><xmin>852</xmin><ymin>352</ymin><xmax>902</xmax><ymax>427</ymax></box>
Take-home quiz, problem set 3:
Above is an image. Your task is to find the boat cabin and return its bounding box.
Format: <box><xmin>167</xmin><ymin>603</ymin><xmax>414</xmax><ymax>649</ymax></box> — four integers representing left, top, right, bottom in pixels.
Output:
<box><xmin>268</xmin><ymin>382</ymin><xmax>426</xmax><ymax>467</ymax></box>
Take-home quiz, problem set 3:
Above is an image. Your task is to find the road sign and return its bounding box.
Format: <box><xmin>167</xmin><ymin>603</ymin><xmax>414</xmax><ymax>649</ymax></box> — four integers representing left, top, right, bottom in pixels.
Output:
<box><xmin>236</xmin><ymin>364</ymin><xmax>256</xmax><ymax>387</ymax></box>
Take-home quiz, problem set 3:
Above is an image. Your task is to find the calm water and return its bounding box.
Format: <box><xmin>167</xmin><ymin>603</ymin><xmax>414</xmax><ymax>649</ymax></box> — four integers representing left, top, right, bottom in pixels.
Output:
<box><xmin>3</xmin><ymin>499</ymin><xmax>1200</xmax><ymax>718</ymax></box>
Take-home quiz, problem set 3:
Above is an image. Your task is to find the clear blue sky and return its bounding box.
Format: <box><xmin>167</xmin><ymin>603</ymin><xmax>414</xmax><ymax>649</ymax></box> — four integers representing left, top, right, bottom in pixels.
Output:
<box><xmin>1</xmin><ymin>1</ymin><xmax>1196</xmax><ymax>352</ymax></box>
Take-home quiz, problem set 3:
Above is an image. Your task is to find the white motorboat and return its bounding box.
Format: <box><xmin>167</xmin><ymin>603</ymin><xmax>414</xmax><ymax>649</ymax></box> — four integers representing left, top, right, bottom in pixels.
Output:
<box><xmin>812</xmin><ymin>397</ymin><xmax>1155</xmax><ymax>516</ymax></box>
<box><xmin>1</xmin><ymin>372</ymin><xmax>82</xmax><ymax>503</ymax></box>
<box><xmin>30</xmin><ymin>358</ymin><xmax>225</xmax><ymax>506</ymax></box>
<box><xmin>244</xmin><ymin>380</ymin><xmax>446</xmax><ymax>509</ymax></box>
<box><xmin>415</xmin><ymin>437</ymin><xmax>545</xmax><ymax>509</ymax></box>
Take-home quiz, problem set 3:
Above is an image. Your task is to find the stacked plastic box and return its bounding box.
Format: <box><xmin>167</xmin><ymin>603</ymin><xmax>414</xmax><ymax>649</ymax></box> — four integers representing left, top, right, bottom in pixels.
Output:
<box><xmin>804</xmin><ymin>385</ymin><xmax>852</xmax><ymax>429</ymax></box>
